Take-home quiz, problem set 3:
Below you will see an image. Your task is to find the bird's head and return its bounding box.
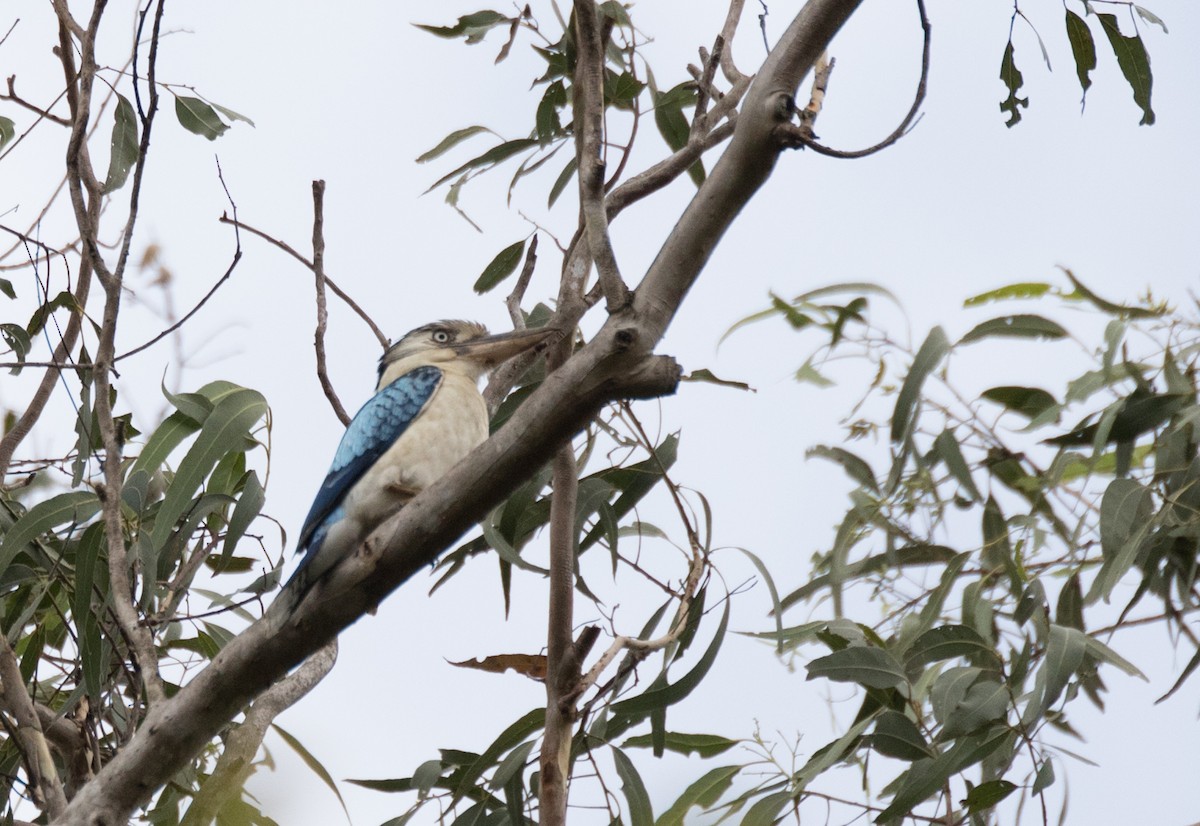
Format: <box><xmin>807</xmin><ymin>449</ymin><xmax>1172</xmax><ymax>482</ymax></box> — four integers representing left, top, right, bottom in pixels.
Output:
<box><xmin>377</xmin><ymin>320</ymin><xmax>558</xmax><ymax>387</ymax></box>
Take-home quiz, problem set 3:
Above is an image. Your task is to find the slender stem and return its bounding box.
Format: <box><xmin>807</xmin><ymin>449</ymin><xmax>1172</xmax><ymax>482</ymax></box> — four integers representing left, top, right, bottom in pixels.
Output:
<box><xmin>310</xmin><ymin>180</ymin><xmax>351</xmax><ymax>425</ymax></box>
<box><xmin>539</xmin><ymin>441</ymin><xmax>580</xmax><ymax>826</ymax></box>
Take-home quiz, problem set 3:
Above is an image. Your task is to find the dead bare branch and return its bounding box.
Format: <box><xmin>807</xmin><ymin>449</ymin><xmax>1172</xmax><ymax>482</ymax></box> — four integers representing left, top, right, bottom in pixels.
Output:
<box><xmin>310</xmin><ymin>180</ymin><xmax>352</xmax><ymax>426</ymax></box>
<box><xmin>216</xmin><ymin>214</ymin><xmax>389</xmax><ymax>349</ymax></box>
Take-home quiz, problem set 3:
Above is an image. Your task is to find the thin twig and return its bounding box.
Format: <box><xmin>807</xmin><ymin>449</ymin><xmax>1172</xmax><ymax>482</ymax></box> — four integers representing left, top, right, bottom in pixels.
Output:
<box><xmin>572</xmin><ymin>0</ymin><xmax>630</xmax><ymax>313</ymax></box>
<box><xmin>540</xmin><ymin>437</ymin><xmax>581</xmax><ymax>826</ymax></box>
<box><xmin>311</xmin><ymin>180</ymin><xmax>351</xmax><ymax>426</ymax></box>
<box><xmin>115</xmin><ymin>163</ymin><xmax>242</xmax><ymax>362</ymax></box>
<box><xmin>1</xmin><ymin>76</ymin><xmax>71</xmax><ymax>126</ymax></box>
<box><xmin>717</xmin><ymin>0</ymin><xmax>748</xmax><ymax>84</ymax></box>
<box><xmin>797</xmin><ymin>51</ymin><xmax>834</xmax><ymax>136</ymax></box>
<box><xmin>216</xmin><ymin>214</ymin><xmax>389</xmax><ymax>348</ymax></box>
<box><xmin>775</xmin><ymin>0</ymin><xmax>930</xmax><ymax>158</ymax></box>
<box><xmin>505</xmin><ymin>233</ymin><xmax>539</xmax><ymax>328</ymax></box>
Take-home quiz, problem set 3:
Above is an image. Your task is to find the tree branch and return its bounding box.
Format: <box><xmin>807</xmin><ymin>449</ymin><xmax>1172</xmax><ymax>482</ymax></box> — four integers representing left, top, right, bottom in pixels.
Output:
<box><xmin>539</xmin><ymin>440</ymin><xmax>580</xmax><ymax>826</ymax></box>
<box><xmin>310</xmin><ymin>180</ymin><xmax>351</xmax><ymax>426</ymax></box>
<box><xmin>216</xmin><ymin>214</ymin><xmax>389</xmax><ymax>349</ymax></box>
<box><xmin>178</xmin><ymin>642</ymin><xmax>337</xmax><ymax>826</ymax></box>
<box><xmin>572</xmin><ymin>0</ymin><xmax>630</xmax><ymax>313</ymax></box>
<box><xmin>505</xmin><ymin>234</ymin><xmax>538</xmax><ymax>328</ymax></box>
<box><xmin>777</xmin><ymin>0</ymin><xmax>930</xmax><ymax>158</ymax></box>
<box><xmin>1</xmin><ymin>636</ymin><xmax>68</xmax><ymax>817</ymax></box>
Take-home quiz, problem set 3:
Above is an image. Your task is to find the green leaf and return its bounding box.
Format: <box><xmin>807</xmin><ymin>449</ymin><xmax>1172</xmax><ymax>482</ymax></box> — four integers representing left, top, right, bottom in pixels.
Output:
<box><xmin>939</xmin><ymin>679</ymin><xmax>1008</xmax><ymax>738</ymax></box>
<box><xmin>1</xmin><ymin>276</ymin><xmax>15</xmax><ymax>299</ymax></box>
<box><xmin>452</xmin><ymin>708</ymin><xmax>544</xmax><ymax>806</ymax></box>
<box><xmin>963</xmin><ymin>282</ymin><xmax>1052</xmax><ymax>306</ymax></box>
<box><xmin>960</xmin><ymin>314</ymin><xmax>1067</xmax><ymax>343</ymax></box>
<box><xmin>1134</xmin><ymin>5</ymin><xmax>1168</xmax><ymax>33</ymax></box>
<box><xmin>427</xmin><ymin>138</ymin><xmax>539</xmax><ymax>192</ymax></box>
<box><xmin>1062</xmin><ymin>269</ymin><xmax>1164</xmax><ymax>318</ymax></box>
<box><xmin>547</xmin><ymin>156</ymin><xmax>577</xmax><ymax>208</ymax></box>
<box><xmin>1033</xmin><ymin>758</ymin><xmax>1056</xmax><ymax>794</ymax></box>
<box><xmin>806</xmin><ymin>445</ymin><xmax>878</xmax><ymax>492</ymax></box>
<box><xmin>981</xmin><ymin>495</ymin><xmax>1020</xmax><ymax>590</ymax></box>
<box><xmin>74</xmin><ymin>523</ymin><xmax>107</xmax><ymax>702</ymax></box>
<box><xmin>655</xmin><ymin>765</ymin><xmax>740</xmax><ymax>826</ymax></box>
<box><xmin>650</xmin><ymin>79</ymin><xmax>703</xmax><ymax>186</ymax></box>
<box><xmin>1088</xmin><ymin>477</ymin><xmax>1153</xmax><ymax>600</ymax></box>
<box><xmin>869</xmin><ymin>711</ymin><xmax>933</xmax><ymax>761</ymax></box>
<box><xmin>622</xmin><ymin>732</ymin><xmax>738</xmax><ymax>759</ymax></box>
<box><xmin>1084</xmin><ymin>635</ymin><xmax>1145</xmax><ymax>680</ymax></box>
<box><xmin>581</xmin><ymin>434</ymin><xmax>678</xmax><ymax>550</ymax></box>
<box><xmin>1096</xmin><ymin>13</ymin><xmax>1155</xmax><ymax>125</ymax></box>
<box><xmin>963</xmin><ymin>779</ymin><xmax>1017</xmax><ymax>813</ymax></box>
<box><xmin>0</xmin><ymin>115</ymin><xmax>15</xmax><ymax>150</ymax></box>
<box><xmin>905</xmin><ymin>625</ymin><xmax>999</xmax><ymax>669</ymax></box>
<box><xmin>933</xmin><ymin>429</ymin><xmax>981</xmax><ymax>502</ymax></box>
<box><xmin>877</xmin><ymin>726</ymin><xmax>1010</xmax><ymax>821</ymax></box>
<box><xmin>489</xmin><ymin>740</ymin><xmax>533</xmax><ymax>791</ymax></box>
<box><xmin>741</xmin><ymin>791</ymin><xmax>790</xmax><ymax>826</ymax></box>
<box><xmin>208</xmin><ymin>101</ymin><xmax>255</xmax><ymax>127</ymax></box>
<box><xmin>473</xmin><ymin>240</ymin><xmax>525</xmax><ymax>294</ymax></box>
<box><xmin>414</xmin><ymin>10</ymin><xmax>509</xmax><ymax>43</ymax></box>
<box><xmin>221</xmin><ymin>470</ymin><xmax>265</xmax><ymax>559</ymax></box>
<box><xmin>807</xmin><ymin>646</ymin><xmax>907</xmax><ymax>690</ymax></box>
<box><xmin>609</xmin><ymin>599</ymin><xmax>729</xmax><ymax>721</ymax></box>
<box><xmin>981</xmin><ymin>386</ymin><xmax>1059</xmax><ymax>422</ymax></box>
<box><xmin>612</xmin><ymin>747</ymin><xmax>653</xmax><ymax>826</ymax></box>
<box><xmin>0</xmin><ymin>323</ymin><xmax>31</xmax><ymax>374</ymax></box>
<box><xmin>174</xmin><ymin>95</ymin><xmax>229</xmax><ymax>140</ymax></box>
<box><xmin>1065</xmin><ymin>10</ymin><xmax>1097</xmax><ymax>106</ymax></box>
<box><xmin>681</xmin><ymin>368</ymin><xmax>753</xmax><ymax>393</ymax></box>
<box><xmin>417</xmin><ymin>126</ymin><xmax>491</xmax><ymax>163</ymax></box>
<box><xmin>0</xmin><ymin>491</ymin><xmax>101</xmax><ymax>574</ymax></box>
<box><xmin>272</xmin><ymin>724</ymin><xmax>350</xmax><ymax>822</ymax></box>
<box><xmin>150</xmin><ymin>388</ymin><xmax>267</xmax><ymax>549</ymax></box>
<box><xmin>906</xmin><ymin>551</ymin><xmax>972</xmax><ymax>646</ymax></box>
<box><xmin>1028</xmin><ymin>625</ymin><xmax>1087</xmax><ymax>722</ymax></box>
<box><xmin>999</xmin><ymin>39</ymin><xmax>1028</xmax><ymax>128</ymax></box>
<box><xmin>103</xmin><ymin>94</ymin><xmax>139</xmax><ymax>193</ymax></box>
<box><xmin>891</xmin><ymin>327</ymin><xmax>950</xmax><ymax>443</ymax></box>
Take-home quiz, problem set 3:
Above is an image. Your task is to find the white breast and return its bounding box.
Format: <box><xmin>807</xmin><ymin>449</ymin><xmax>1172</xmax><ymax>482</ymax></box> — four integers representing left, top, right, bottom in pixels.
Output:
<box><xmin>341</xmin><ymin>370</ymin><xmax>488</xmax><ymax>529</ymax></box>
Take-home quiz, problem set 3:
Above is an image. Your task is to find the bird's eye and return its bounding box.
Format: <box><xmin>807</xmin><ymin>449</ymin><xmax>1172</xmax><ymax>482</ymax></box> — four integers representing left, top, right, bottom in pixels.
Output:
<box><xmin>432</xmin><ymin>330</ymin><xmax>451</xmax><ymax>344</ymax></box>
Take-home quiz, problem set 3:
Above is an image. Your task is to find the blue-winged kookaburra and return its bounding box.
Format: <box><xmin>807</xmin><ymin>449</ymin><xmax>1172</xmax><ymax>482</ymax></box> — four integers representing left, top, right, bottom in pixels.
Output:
<box><xmin>288</xmin><ymin>320</ymin><xmax>557</xmax><ymax>596</ymax></box>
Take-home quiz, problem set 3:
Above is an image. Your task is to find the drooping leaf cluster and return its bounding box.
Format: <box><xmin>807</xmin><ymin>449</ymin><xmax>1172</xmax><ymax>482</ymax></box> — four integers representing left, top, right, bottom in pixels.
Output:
<box><xmin>718</xmin><ymin>274</ymin><xmax>1195</xmax><ymax>823</ymax></box>
<box><xmin>0</xmin><ymin>377</ymin><xmax>280</xmax><ymax>822</ymax></box>
<box><xmin>1001</xmin><ymin>1</ymin><xmax>1164</xmax><ymax>127</ymax></box>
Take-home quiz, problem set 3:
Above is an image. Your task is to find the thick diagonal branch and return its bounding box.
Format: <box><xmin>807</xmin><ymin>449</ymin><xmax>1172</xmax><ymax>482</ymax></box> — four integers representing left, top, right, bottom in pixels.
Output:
<box><xmin>179</xmin><ymin>642</ymin><xmax>337</xmax><ymax>826</ymax></box>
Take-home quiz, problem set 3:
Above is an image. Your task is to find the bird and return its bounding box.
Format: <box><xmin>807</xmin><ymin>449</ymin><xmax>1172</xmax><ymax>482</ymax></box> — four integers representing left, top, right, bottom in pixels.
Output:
<box><xmin>287</xmin><ymin>320</ymin><xmax>558</xmax><ymax>598</ymax></box>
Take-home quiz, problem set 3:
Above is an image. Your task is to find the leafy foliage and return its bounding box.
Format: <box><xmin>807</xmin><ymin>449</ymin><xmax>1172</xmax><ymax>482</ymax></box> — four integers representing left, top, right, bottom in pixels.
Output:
<box><xmin>712</xmin><ymin>275</ymin><xmax>1194</xmax><ymax>822</ymax></box>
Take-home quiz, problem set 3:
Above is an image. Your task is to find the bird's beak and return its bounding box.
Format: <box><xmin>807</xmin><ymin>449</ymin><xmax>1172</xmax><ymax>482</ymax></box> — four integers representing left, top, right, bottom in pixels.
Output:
<box><xmin>454</xmin><ymin>327</ymin><xmax>561</xmax><ymax>367</ymax></box>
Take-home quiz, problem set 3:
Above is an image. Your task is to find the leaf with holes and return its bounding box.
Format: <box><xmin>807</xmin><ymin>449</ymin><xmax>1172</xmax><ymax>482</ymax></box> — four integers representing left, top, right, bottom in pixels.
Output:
<box><xmin>999</xmin><ymin>40</ymin><xmax>1028</xmax><ymax>127</ymax></box>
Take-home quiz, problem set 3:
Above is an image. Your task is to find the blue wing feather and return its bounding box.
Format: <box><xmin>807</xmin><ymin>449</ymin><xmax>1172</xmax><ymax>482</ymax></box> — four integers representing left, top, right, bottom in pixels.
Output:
<box><xmin>295</xmin><ymin>366</ymin><xmax>442</xmax><ymax>568</ymax></box>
